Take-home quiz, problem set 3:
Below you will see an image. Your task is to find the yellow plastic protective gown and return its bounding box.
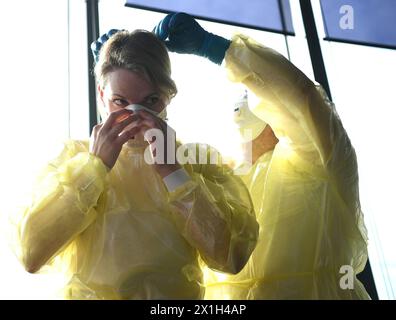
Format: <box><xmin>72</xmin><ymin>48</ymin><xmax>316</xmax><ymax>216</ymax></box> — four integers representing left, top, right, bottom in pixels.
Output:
<box><xmin>16</xmin><ymin>140</ymin><xmax>258</xmax><ymax>299</ymax></box>
<box><xmin>203</xmin><ymin>34</ymin><xmax>370</xmax><ymax>299</ymax></box>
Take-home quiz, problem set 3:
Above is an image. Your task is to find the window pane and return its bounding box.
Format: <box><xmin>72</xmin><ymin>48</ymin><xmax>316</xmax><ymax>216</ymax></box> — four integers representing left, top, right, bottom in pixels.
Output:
<box><xmin>313</xmin><ymin>0</ymin><xmax>396</xmax><ymax>299</ymax></box>
<box><xmin>125</xmin><ymin>0</ymin><xmax>294</xmax><ymax>34</ymax></box>
<box><xmin>0</xmin><ymin>0</ymin><xmax>71</xmax><ymax>299</ymax></box>
<box><xmin>320</xmin><ymin>0</ymin><xmax>396</xmax><ymax>49</ymax></box>
<box><xmin>69</xmin><ymin>0</ymin><xmax>90</xmax><ymax>140</ymax></box>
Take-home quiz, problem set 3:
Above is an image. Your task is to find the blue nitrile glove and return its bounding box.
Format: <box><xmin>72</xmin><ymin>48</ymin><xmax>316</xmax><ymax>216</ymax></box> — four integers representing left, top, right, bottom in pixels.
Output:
<box><xmin>153</xmin><ymin>12</ymin><xmax>231</xmax><ymax>65</ymax></box>
<box><xmin>91</xmin><ymin>29</ymin><xmax>122</xmax><ymax>63</ymax></box>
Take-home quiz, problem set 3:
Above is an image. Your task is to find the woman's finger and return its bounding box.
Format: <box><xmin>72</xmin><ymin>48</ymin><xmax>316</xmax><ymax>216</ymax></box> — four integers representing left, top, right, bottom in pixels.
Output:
<box><xmin>139</xmin><ymin>118</ymin><xmax>158</xmax><ymax>130</ymax></box>
<box><xmin>108</xmin><ymin>114</ymin><xmax>139</xmax><ymax>139</ymax></box>
<box><xmin>136</xmin><ymin>110</ymin><xmax>167</xmax><ymax>130</ymax></box>
<box><xmin>138</xmin><ymin>110</ymin><xmax>168</xmax><ymax>131</ymax></box>
<box><xmin>136</xmin><ymin>109</ymin><xmax>162</xmax><ymax>121</ymax></box>
<box><xmin>91</xmin><ymin>123</ymin><xmax>104</xmax><ymax>137</ymax></box>
<box><xmin>102</xmin><ymin>109</ymin><xmax>133</xmax><ymax>132</ymax></box>
<box><xmin>115</xmin><ymin>125</ymin><xmax>142</xmax><ymax>146</ymax></box>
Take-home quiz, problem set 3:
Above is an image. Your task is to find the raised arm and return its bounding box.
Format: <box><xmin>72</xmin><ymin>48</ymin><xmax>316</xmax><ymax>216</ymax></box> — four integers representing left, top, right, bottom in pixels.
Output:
<box><xmin>154</xmin><ymin>12</ymin><xmax>344</xmax><ymax>167</ymax></box>
<box><xmin>225</xmin><ymin>34</ymin><xmax>336</xmax><ymax>166</ymax></box>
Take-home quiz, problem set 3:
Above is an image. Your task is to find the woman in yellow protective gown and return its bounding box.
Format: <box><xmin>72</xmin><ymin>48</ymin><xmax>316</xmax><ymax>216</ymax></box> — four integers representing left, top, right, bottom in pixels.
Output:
<box><xmin>15</xmin><ymin>29</ymin><xmax>259</xmax><ymax>299</ymax></box>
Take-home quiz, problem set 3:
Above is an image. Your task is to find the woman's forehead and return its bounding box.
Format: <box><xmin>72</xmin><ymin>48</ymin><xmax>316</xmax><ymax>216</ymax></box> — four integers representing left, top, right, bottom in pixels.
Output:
<box><xmin>104</xmin><ymin>68</ymin><xmax>156</xmax><ymax>100</ymax></box>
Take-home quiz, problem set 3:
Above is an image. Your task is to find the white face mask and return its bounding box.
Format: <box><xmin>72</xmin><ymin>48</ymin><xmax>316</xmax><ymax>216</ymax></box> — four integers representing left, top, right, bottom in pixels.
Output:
<box><xmin>121</xmin><ymin>104</ymin><xmax>168</xmax><ymax>148</ymax></box>
<box><xmin>125</xmin><ymin>104</ymin><xmax>167</xmax><ymax>120</ymax></box>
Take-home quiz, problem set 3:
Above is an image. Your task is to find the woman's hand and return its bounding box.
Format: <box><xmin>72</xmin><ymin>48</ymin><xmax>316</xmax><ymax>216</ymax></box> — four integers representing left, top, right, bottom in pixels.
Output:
<box><xmin>136</xmin><ymin>110</ymin><xmax>181</xmax><ymax>178</ymax></box>
<box><xmin>89</xmin><ymin>109</ymin><xmax>140</xmax><ymax>170</ymax></box>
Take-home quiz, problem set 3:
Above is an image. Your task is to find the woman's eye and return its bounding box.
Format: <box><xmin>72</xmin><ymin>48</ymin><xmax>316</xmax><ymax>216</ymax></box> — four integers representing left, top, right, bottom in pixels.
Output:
<box><xmin>145</xmin><ymin>96</ymin><xmax>159</xmax><ymax>106</ymax></box>
<box><xmin>113</xmin><ymin>99</ymin><xmax>127</xmax><ymax>106</ymax></box>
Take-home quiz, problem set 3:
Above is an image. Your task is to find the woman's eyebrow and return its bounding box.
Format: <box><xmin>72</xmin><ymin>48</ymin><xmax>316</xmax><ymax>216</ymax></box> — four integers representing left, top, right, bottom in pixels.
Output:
<box><xmin>143</xmin><ymin>92</ymin><xmax>159</xmax><ymax>99</ymax></box>
<box><xmin>112</xmin><ymin>93</ymin><xmax>128</xmax><ymax>99</ymax></box>
<box><xmin>111</xmin><ymin>93</ymin><xmax>157</xmax><ymax>101</ymax></box>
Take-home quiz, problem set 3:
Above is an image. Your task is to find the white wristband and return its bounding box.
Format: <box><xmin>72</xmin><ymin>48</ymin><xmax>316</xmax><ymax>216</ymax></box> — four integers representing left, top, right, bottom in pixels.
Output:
<box><xmin>163</xmin><ymin>168</ymin><xmax>192</xmax><ymax>192</ymax></box>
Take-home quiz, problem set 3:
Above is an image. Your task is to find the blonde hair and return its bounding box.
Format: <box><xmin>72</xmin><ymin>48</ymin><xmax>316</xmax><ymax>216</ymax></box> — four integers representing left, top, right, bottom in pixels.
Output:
<box><xmin>94</xmin><ymin>30</ymin><xmax>177</xmax><ymax>101</ymax></box>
